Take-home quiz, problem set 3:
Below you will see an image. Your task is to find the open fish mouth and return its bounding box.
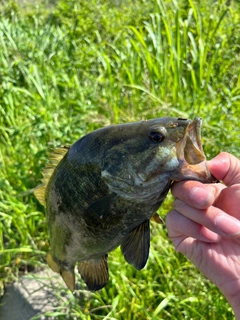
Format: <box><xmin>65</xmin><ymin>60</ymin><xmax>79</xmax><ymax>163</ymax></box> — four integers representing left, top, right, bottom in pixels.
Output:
<box><xmin>173</xmin><ymin>117</ymin><xmax>218</xmax><ymax>183</ymax></box>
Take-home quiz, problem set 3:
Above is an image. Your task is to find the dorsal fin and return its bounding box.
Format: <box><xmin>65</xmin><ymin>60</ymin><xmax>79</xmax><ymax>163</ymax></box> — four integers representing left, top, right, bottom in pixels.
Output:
<box><xmin>34</xmin><ymin>146</ymin><xmax>70</xmax><ymax>207</ymax></box>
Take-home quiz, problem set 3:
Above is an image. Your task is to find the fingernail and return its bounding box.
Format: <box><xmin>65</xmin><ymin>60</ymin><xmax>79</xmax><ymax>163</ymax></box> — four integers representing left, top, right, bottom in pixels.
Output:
<box><xmin>215</xmin><ymin>215</ymin><xmax>240</xmax><ymax>236</ymax></box>
<box><xmin>189</xmin><ymin>187</ymin><xmax>210</xmax><ymax>206</ymax></box>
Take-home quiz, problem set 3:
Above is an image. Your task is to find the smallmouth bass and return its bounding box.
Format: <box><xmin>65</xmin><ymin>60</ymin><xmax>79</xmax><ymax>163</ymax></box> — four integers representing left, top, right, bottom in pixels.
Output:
<box><xmin>35</xmin><ymin>117</ymin><xmax>216</xmax><ymax>291</ymax></box>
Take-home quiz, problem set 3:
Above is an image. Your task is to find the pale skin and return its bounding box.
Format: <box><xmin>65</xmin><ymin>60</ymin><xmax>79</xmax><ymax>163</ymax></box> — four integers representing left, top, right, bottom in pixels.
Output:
<box><xmin>166</xmin><ymin>152</ymin><xmax>240</xmax><ymax>319</ymax></box>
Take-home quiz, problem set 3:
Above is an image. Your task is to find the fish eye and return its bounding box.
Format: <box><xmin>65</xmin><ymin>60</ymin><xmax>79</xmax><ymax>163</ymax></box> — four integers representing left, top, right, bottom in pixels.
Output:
<box><xmin>148</xmin><ymin>131</ymin><xmax>165</xmax><ymax>143</ymax></box>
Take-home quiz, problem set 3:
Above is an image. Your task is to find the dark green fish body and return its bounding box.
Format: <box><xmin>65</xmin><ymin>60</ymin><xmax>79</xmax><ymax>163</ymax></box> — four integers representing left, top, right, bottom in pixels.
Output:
<box><xmin>35</xmin><ymin>117</ymin><xmax>216</xmax><ymax>291</ymax></box>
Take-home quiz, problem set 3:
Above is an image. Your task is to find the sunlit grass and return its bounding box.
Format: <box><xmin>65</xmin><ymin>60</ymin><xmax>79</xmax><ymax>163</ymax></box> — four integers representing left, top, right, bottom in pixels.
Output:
<box><xmin>0</xmin><ymin>0</ymin><xmax>240</xmax><ymax>318</ymax></box>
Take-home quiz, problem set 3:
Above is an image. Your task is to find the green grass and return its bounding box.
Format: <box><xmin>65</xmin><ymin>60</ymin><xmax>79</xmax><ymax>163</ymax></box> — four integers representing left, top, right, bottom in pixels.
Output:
<box><xmin>0</xmin><ymin>0</ymin><xmax>240</xmax><ymax>318</ymax></box>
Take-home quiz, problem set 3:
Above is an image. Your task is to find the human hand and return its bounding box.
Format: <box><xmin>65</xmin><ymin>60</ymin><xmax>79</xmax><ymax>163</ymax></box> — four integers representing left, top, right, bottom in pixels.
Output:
<box><xmin>166</xmin><ymin>152</ymin><xmax>240</xmax><ymax>318</ymax></box>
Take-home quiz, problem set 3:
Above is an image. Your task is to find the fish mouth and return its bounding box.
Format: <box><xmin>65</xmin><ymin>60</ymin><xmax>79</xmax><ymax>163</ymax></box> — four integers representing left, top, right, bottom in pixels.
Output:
<box><xmin>172</xmin><ymin>118</ymin><xmax>218</xmax><ymax>183</ymax></box>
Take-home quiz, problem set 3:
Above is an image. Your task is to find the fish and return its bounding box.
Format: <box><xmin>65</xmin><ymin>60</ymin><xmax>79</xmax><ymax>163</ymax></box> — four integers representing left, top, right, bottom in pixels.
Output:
<box><xmin>34</xmin><ymin>117</ymin><xmax>217</xmax><ymax>292</ymax></box>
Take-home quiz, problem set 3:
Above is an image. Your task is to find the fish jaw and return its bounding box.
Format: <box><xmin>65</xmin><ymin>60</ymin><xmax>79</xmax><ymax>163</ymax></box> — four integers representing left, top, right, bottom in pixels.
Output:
<box><xmin>171</xmin><ymin>118</ymin><xmax>217</xmax><ymax>183</ymax></box>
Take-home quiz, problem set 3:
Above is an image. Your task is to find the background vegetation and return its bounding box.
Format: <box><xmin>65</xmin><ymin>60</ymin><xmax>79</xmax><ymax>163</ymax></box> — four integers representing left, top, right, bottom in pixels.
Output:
<box><xmin>0</xmin><ymin>0</ymin><xmax>240</xmax><ymax>318</ymax></box>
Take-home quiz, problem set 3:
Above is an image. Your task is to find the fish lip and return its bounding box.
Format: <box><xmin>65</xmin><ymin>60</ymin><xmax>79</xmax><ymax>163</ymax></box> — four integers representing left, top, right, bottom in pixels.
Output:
<box><xmin>176</xmin><ymin>161</ymin><xmax>218</xmax><ymax>183</ymax></box>
<box><xmin>173</xmin><ymin>118</ymin><xmax>218</xmax><ymax>183</ymax></box>
<box><xmin>175</xmin><ymin>117</ymin><xmax>204</xmax><ymax>164</ymax></box>
<box><xmin>187</xmin><ymin>117</ymin><xmax>203</xmax><ymax>154</ymax></box>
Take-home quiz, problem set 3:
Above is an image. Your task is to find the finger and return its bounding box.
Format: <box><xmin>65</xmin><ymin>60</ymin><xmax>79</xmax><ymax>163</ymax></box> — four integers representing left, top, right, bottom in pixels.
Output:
<box><xmin>208</xmin><ymin>152</ymin><xmax>240</xmax><ymax>186</ymax></box>
<box><xmin>171</xmin><ymin>180</ymin><xmax>225</xmax><ymax>209</ymax></box>
<box><xmin>166</xmin><ymin>210</ymin><xmax>221</xmax><ymax>243</ymax></box>
<box><xmin>174</xmin><ymin>199</ymin><xmax>240</xmax><ymax>238</ymax></box>
<box><xmin>214</xmin><ymin>184</ymin><xmax>240</xmax><ymax>219</ymax></box>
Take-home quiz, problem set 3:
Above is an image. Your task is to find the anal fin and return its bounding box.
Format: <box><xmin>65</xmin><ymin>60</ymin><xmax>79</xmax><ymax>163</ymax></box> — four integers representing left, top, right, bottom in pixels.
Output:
<box><xmin>78</xmin><ymin>255</ymin><xmax>109</xmax><ymax>291</ymax></box>
<box><xmin>121</xmin><ymin>220</ymin><xmax>150</xmax><ymax>270</ymax></box>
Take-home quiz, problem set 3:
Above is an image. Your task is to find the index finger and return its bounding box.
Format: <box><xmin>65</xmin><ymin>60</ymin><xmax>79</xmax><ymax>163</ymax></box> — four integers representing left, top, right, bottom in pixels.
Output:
<box><xmin>171</xmin><ymin>180</ymin><xmax>224</xmax><ymax>209</ymax></box>
<box><xmin>208</xmin><ymin>152</ymin><xmax>240</xmax><ymax>186</ymax></box>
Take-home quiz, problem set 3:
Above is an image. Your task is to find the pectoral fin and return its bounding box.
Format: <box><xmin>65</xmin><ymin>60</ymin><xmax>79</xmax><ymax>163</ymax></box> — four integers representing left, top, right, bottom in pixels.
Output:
<box><xmin>84</xmin><ymin>194</ymin><xmax>123</xmax><ymax>229</ymax></box>
<box><xmin>121</xmin><ymin>220</ymin><xmax>150</xmax><ymax>270</ymax></box>
<box><xmin>78</xmin><ymin>255</ymin><xmax>109</xmax><ymax>291</ymax></box>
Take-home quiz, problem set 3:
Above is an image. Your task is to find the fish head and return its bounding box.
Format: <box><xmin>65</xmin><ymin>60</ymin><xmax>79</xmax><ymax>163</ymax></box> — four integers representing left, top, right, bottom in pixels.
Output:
<box><xmin>101</xmin><ymin>117</ymin><xmax>216</xmax><ymax>201</ymax></box>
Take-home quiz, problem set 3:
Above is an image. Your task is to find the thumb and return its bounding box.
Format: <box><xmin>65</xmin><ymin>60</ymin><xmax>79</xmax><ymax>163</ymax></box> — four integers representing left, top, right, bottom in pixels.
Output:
<box><xmin>208</xmin><ymin>152</ymin><xmax>240</xmax><ymax>186</ymax></box>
